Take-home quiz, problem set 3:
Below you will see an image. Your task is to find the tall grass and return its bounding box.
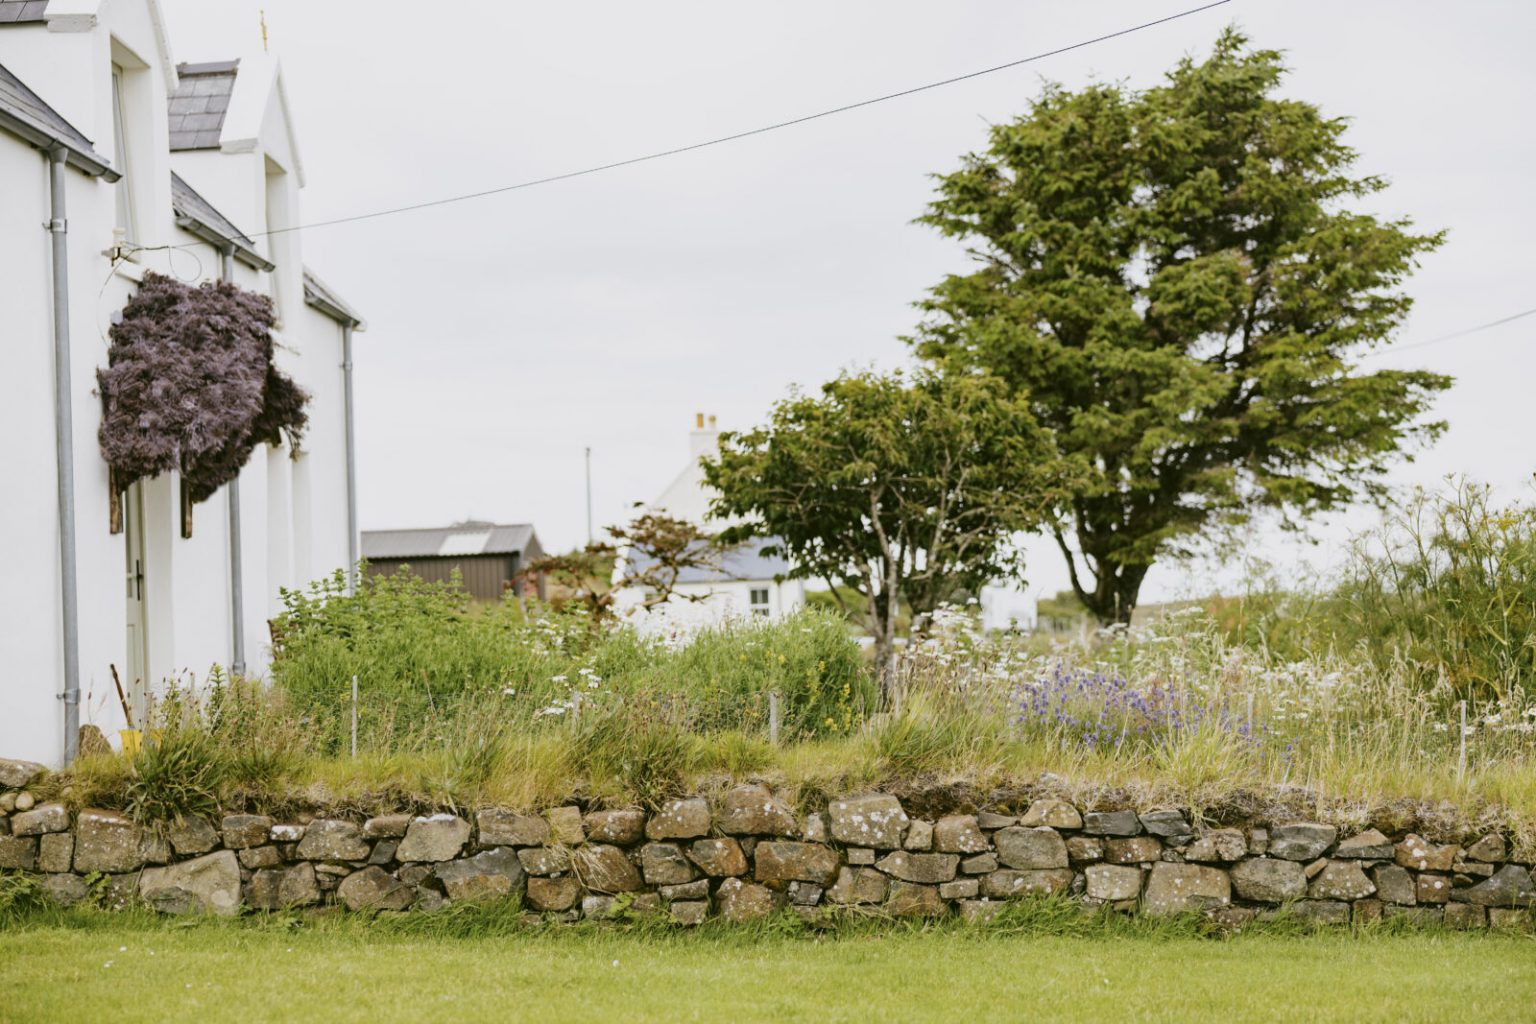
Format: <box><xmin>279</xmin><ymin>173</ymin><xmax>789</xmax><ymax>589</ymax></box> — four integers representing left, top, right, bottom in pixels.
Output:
<box><xmin>272</xmin><ymin>570</ymin><xmax>869</xmax><ymax>753</ymax></box>
<box><xmin>49</xmin><ymin>482</ymin><xmax>1536</xmax><ymax>844</ymax></box>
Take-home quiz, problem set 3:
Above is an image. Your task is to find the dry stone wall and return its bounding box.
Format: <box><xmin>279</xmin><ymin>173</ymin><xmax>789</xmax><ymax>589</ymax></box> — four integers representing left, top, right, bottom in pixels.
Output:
<box><xmin>2</xmin><ymin>758</ymin><xmax>1533</xmax><ymax>929</ymax></box>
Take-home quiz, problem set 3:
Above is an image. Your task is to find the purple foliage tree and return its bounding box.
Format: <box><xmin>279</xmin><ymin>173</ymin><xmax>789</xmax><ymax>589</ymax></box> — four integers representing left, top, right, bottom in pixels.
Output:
<box><xmin>97</xmin><ymin>271</ymin><xmax>309</xmax><ymax>522</ymax></box>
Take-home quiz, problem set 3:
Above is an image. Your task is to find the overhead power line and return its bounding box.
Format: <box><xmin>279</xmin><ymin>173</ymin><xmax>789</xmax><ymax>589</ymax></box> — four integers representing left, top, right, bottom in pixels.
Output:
<box><xmin>1366</xmin><ymin>307</ymin><xmax>1536</xmax><ymax>358</ymax></box>
<box><xmin>255</xmin><ymin>0</ymin><xmax>1233</xmax><ymax>239</ymax></box>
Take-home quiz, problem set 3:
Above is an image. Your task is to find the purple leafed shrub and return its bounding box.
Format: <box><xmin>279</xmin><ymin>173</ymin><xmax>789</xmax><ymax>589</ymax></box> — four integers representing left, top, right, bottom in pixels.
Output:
<box><xmin>98</xmin><ymin>271</ymin><xmax>308</xmax><ymax>503</ymax></box>
<box><xmin>1011</xmin><ymin>663</ymin><xmax>1265</xmax><ymax>753</ymax></box>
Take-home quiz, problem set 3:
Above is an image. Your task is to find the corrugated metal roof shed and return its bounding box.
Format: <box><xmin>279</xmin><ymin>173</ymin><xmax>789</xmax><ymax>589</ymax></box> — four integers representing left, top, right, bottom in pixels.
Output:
<box><xmin>168</xmin><ymin>60</ymin><xmax>237</xmax><ymax>151</ymax></box>
<box><xmin>0</xmin><ymin>60</ymin><xmax>116</xmax><ymax>177</ymax></box>
<box><xmin>362</xmin><ymin>522</ymin><xmax>541</xmax><ymax>561</ymax></box>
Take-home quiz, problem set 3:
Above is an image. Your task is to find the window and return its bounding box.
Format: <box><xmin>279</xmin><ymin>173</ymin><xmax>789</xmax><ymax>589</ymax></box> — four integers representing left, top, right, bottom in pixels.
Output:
<box><xmin>110</xmin><ymin>64</ymin><xmax>137</xmax><ymax>243</ymax></box>
<box><xmin>749</xmin><ymin>587</ymin><xmax>770</xmax><ymax>617</ymax></box>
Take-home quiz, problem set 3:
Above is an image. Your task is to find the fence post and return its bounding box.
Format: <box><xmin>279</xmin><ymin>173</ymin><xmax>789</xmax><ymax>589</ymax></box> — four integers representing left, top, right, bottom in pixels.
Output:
<box><xmin>769</xmin><ymin>691</ymin><xmax>780</xmax><ymax>746</ymax></box>
<box><xmin>350</xmin><ymin>675</ymin><xmax>358</xmax><ymax>758</ymax></box>
<box><xmin>1457</xmin><ymin>699</ymin><xmax>1467</xmax><ymax>779</ymax></box>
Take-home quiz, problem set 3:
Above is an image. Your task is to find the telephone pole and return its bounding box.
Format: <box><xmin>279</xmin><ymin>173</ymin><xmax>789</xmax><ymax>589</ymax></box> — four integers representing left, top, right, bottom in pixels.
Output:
<box><xmin>584</xmin><ymin>446</ymin><xmax>593</xmax><ymax>545</ymax></box>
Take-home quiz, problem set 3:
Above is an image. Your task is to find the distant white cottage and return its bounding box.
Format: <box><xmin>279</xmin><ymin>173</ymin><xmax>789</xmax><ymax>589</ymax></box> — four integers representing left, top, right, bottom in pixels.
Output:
<box><xmin>612</xmin><ymin>414</ymin><xmax>806</xmax><ymax>627</ymax></box>
<box><xmin>0</xmin><ymin>0</ymin><xmax>364</xmax><ymax>765</ymax></box>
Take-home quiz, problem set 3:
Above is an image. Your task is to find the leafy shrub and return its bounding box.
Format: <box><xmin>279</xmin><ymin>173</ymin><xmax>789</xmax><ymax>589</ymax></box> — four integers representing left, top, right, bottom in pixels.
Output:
<box><xmin>124</xmin><ymin>728</ymin><xmax>225</xmax><ymax>824</ymax></box>
<box><xmin>272</xmin><ymin>568</ymin><xmax>871</xmax><ymax>750</ymax></box>
<box><xmin>1338</xmin><ymin>481</ymin><xmax>1536</xmax><ymax>701</ymax></box>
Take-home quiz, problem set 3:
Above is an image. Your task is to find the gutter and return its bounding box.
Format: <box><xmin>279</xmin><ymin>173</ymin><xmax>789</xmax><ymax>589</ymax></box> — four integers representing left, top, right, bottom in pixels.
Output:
<box><xmin>3</xmin><ymin>111</ymin><xmax>119</xmax><ymax>180</ymax></box>
<box><xmin>343</xmin><ymin>323</ymin><xmax>358</xmax><ymax>592</ymax></box>
<box><xmin>46</xmin><ymin>144</ymin><xmax>81</xmax><ymax>763</ymax></box>
<box><xmin>174</xmin><ymin>213</ymin><xmax>274</xmax><ymax>272</ymax></box>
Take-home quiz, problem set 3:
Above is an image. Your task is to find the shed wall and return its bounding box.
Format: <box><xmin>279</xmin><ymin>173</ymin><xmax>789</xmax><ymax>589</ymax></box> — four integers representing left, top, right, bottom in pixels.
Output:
<box><xmin>365</xmin><ymin>556</ymin><xmax>520</xmax><ymax>602</ymax></box>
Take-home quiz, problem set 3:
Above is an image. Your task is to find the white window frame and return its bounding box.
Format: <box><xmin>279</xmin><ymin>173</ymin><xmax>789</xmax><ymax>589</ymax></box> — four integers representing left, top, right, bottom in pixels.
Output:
<box><xmin>110</xmin><ymin>62</ymin><xmax>138</xmax><ymax>245</ymax></box>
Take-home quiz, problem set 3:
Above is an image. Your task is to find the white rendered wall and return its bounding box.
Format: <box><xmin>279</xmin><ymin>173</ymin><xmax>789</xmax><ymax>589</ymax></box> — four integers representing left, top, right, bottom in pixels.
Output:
<box><xmin>0</xmin><ymin>3</ymin><xmax>357</xmax><ymax>762</ymax></box>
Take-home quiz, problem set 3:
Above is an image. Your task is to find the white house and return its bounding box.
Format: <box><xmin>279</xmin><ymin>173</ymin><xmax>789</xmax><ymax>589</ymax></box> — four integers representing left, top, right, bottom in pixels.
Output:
<box><xmin>0</xmin><ymin>0</ymin><xmax>364</xmax><ymax>766</ymax></box>
<box><xmin>612</xmin><ymin>414</ymin><xmax>806</xmax><ymax>628</ymax></box>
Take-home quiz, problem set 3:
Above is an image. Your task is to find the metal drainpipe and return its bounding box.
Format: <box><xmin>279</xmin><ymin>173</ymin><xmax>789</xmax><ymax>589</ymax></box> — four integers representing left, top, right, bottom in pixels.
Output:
<box><xmin>222</xmin><ymin>246</ymin><xmax>246</xmax><ymax>677</ymax></box>
<box><xmin>47</xmin><ymin>144</ymin><xmax>81</xmax><ymax>764</ymax></box>
<box><xmin>342</xmin><ymin>322</ymin><xmax>358</xmax><ymax>593</ymax></box>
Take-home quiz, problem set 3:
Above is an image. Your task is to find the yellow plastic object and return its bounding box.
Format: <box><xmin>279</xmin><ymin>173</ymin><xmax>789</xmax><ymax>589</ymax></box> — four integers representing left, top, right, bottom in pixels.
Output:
<box><xmin>119</xmin><ymin>729</ymin><xmax>143</xmax><ymax>757</ymax></box>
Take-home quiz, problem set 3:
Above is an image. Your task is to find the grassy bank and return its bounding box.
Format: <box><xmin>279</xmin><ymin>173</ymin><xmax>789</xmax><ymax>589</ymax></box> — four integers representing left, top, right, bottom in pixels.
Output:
<box><xmin>3</xmin><ymin>912</ymin><xmax>1533</xmax><ymax>1024</ymax></box>
<box><xmin>48</xmin><ymin>483</ymin><xmax>1534</xmax><ymax>846</ymax></box>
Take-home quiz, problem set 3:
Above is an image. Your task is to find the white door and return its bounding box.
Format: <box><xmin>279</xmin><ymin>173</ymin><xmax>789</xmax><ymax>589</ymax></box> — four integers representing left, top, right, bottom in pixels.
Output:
<box><xmin>123</xmin><ymin>481</ymin><xmax>149</xmax><ymax>721</ymax></box>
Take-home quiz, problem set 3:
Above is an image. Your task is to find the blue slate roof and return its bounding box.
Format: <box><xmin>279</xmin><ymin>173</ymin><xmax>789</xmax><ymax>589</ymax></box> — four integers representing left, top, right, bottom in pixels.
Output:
<box><xmin>0</xmin><ymin>59</ymin><xmax>116</xmax><ymax>177</ymax></box>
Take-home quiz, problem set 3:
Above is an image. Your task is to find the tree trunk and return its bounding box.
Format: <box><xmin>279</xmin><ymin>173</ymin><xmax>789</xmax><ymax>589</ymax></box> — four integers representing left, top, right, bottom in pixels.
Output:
<box><xmin>869</xmin><ymin>588</ymin><xmax>900</xmax><ymax>709</ymax></box>
<box><xmin>1081</xmin><ymin>561</ymin><xmax>1148</xmax><ymax>626</ymax></box>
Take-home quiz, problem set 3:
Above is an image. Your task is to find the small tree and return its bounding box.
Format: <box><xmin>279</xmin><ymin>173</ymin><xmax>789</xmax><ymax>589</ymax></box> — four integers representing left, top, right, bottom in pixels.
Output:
<box><xmin>531</xmin><ymin>512</ymin><xmax>722</xmax><ymax>621</ymax></box>
<box><xmin>704</xmin><ymin>369</ymin><xmax>1068</xmax><ymax>693</ymax></box>
<box><xmin>911</xmin><ymin>30</ymin><xmax>1450</xmax><ymax>623</ymax></box>
<box><xmin>98</xmin><ymin>271</ymin><xmax>308</xmax><ymax>535</ymax></box>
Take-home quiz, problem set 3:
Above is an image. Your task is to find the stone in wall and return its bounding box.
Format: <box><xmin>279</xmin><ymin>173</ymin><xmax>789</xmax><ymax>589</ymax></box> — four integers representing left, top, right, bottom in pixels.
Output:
<box><xmin>1268</xmin><ymin>823</ymin><xmax>1337</xmax><ymax>861</ymax></box>
<box><xmin>688</xmin><ymin>838</ymin><xmax>747</xmax><ymax>878</ymax></box>
<box><xmin>933</xmin><ymin>815</ymin><xmax>988</xmax><ymax>854</ymax></box>
<box><xmin>11</xmin><ymin>802</ymin><xmax>69</xmax><ymax>836</ymax></box>
<box><xmin>1143</xmin><ymin>863</ymin><xmax>1230</xmax><ymax>915</ymax></box>
<box><xmin>74</xmin><ymin>809</ymin><xmax>142</xmax><ymax>873</ymax></box>
<box><xmin>296</xmin><ymin>820</ymin><xmax>368</xmax><ymax>861</ymax></box>
<box><xmin>754</xmin><ymin>842</ymin><xmax>839</xmax><ymax>886</ymax></box>
<box><xmin>1020</xmin><ymin>799</ymin><xmax>1082</xmax><ymax>830</ymax></box>
<box><xmin>873</xmin><ymin>851</ymin><xmax>958</xmax><ymax>884</ymax></box>
<box><xmin>139</xmin><ymin>850</ymin><xmax>241</xmax><ymax>917</ymax></box>
<box><xmin>994</xmin><ymin>826</ymin><xmax>1068</xmax><ymax>870</ymax></box>
<box><xmin>7</xmin><ymin>761</ymin><xmax>1533</xmax><ymax>931</ymax></box>
<box><xmin>573</xmin><ymin>844</ymin><xmax>643</xmax><ymax>893</ymax></box>
<box><xmin>436</xmin><ymin>848</ymin><xmax>524</xmax><ymax>900</ymax></box>
<box><xmin>397</xmin><ymin>815</ymin><xmax>470</xmax><ymax>863</ymax></box>
<box><xmin>718</xmin><ymin>878</ymin><xmax>777</xmax><ymax>921</ymax></box>
<box><xmin>0</xmin><ymin>758</ymin><xmax>47</xmax><ymax>789</ymax></box>
<box><xmin>477</xmin><ymin>808</ymin><xmax>550</xmax><ymax>847</ymax></box>
<box><xmin>828</xmin><ymin>795</ymin><xmax>908</xmax><ymax>849</ymax></box>
<box><xmin>645</xmin><ymin>798</ymin><xmax>710</xmax><ymax>840</ymax></box>
<box><xmin>719</xmin><ymin>784</ymin><xmax>798</xmax><ymax>836</ymax></box>
<box><xmin>221</xmin><ymin>814</ymin><xmax>273</xmax><ymax>850</ymax></box>
<box><xmin>584</xmin><ymin>809</ymin><xmax>645</xmax><ymax>846</ymax></box>
<box><xmin>338</xmin><ymin>866</ymin><xmax>413</xmax><ymax>912</ymax></box>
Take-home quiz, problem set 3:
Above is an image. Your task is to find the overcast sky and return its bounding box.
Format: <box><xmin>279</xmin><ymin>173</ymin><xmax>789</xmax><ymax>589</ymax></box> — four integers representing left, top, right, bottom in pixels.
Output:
<box><xmin>161</xmin><ymin>0</ymin><xmax>1535</xmax><ymax>603</ymax></box>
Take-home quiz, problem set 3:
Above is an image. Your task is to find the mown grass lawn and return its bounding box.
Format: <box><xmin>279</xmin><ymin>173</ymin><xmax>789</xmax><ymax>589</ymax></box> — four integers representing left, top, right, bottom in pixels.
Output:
<box><xmin>3</xmin><ymin>918</ymin><xmax>1533</xmax><ymax>1024</ymax></box>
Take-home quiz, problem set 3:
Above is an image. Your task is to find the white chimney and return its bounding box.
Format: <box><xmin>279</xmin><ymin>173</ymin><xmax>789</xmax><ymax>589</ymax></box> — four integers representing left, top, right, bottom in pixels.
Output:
<box><xmin>689</xmin><ymin>411</ymin><xmax>719</xmax><ymax>458</ymax></box>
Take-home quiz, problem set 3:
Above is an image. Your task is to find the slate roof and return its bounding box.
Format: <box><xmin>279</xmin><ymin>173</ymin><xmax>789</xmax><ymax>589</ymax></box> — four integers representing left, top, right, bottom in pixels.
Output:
<box><xmin>362</xmin><ymin>523</ymin><xmax>543</xmax><ymax>562</ymax></box>
<box><xmin>0</xmin><ymin>1</ymin><xmax>49</xmax><ymax>24</ymax></box>
<box><xmin>303</xmin><ymin>268</ymin><xmax>365</xmax><ymax>328</ymax></box>
<box><xmin>170</xmin><ymin>171</ymin><xmax>273</xmax><ymax>271</ymax></box>
<box><xmin>0</xmin><ymin>60</ymin><xmax>116</xmax><ymax>177</ymax></box>
<box><xmin>627</xmin><ymin>535</ymin><xmax>792</xmax><ymax>585</ymax></box>
<box><xmin>168</xmin><ymin>60</ymin><xmax>237</xmax><ymax>151</ymax></box>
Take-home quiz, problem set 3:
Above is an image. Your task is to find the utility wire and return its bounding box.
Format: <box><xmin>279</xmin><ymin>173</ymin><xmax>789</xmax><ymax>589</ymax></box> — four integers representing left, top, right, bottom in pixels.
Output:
<box><xmin>1365</xmin><ymin>307</ymin><xmax>1536</xmax><ymax>359</ymax></box>
<box><xmin>254</xmin><ymin>0</ymin><xmax>1233</xmax><ymax>239</ymax></box>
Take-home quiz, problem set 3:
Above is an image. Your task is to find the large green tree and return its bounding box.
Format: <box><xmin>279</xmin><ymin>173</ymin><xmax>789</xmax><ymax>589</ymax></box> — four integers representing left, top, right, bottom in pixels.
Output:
<box><xmin>911</xmin><ymin>29</ymin><xmax>1451</xmax><ymax>624</ymax></box>
<box><xmin>703</xmin><ymin>369</ymin><xmax>1068</xmax><ymax>691</ymax></box>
